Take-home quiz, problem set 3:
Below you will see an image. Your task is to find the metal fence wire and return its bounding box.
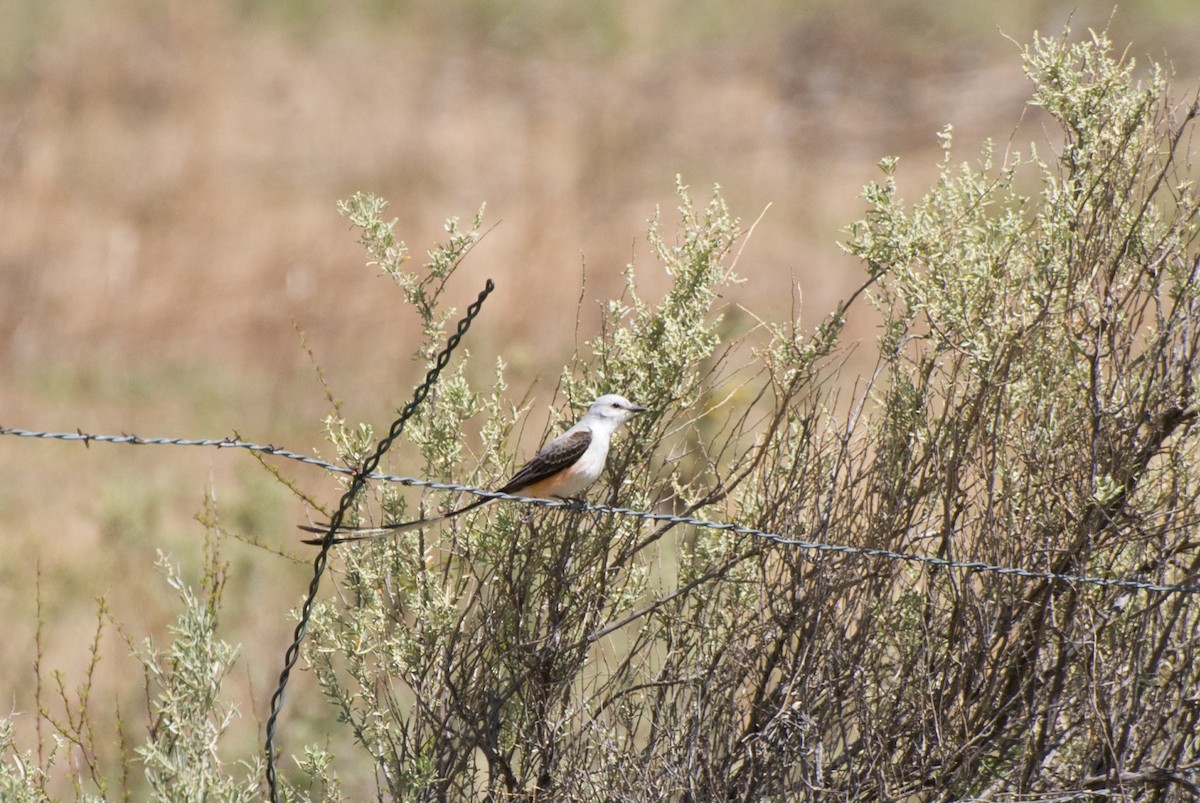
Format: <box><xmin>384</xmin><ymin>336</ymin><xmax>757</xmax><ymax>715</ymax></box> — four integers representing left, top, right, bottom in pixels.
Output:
<box><xmin>260</xmin><ymin>278</ymin><xmax>495</xmax><ymax>800</ymax></box>
<box><xmin>4</xmin><ymin>274</ymin><xmax>1200</xmax><ymax>797</ymax></box>
<box><xmin>3</xmin><ymin>425</ymin><xmax>1197</xmax><ymax>599</ymax></box>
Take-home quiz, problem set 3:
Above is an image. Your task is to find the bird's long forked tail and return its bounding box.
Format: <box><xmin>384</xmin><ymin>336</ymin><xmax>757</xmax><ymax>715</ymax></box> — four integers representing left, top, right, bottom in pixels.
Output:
<box><xmin>299</xmin><ymin>496</ymin><xmax>493</xmax><ymax>545</ymax></box>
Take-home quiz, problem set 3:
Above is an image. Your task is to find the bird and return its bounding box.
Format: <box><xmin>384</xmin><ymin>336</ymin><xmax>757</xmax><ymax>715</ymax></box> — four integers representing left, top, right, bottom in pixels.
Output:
<box><xmin>301</xmin><ymin>393</ymin><xmax>647</xmax><ymax>545</ymax></box>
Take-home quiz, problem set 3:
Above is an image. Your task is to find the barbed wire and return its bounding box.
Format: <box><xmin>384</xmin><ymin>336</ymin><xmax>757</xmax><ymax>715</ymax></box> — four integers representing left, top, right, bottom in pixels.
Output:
<box><xmin>3</xmin><ymin>428</ymin><xmax>1198</xmax><ymax>598</ymax></box>
<box><xmin>263</xmin><ymin>277</ymin><xmax>494</xmax><ymax>800</ymax></box>
<box><xmin>296</xmin><ymin>478</ymin><xmax>1200</xmax><ymax>596</ymax></box>
<box><xmin>0</xmin><ymin>427</ymin><xmax>336</xmax><ymax>466</ymax></box>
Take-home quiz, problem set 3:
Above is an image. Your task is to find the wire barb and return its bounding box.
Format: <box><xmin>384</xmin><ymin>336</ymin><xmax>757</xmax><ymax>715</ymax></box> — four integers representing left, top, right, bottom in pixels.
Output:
<box><xmin>290</xmin><ymin>476</ymin><xmax>1200</xmax><ymax>595</ymax></box>
<box><xmin>5</xmin><ymin>278</ymin><xmax>1200</xmax><ymax>793</ymax></box>
<box><xmin>7</xmin><ymin>420</ymin><xmax>1194</xmax><ymax>596</ymax></box>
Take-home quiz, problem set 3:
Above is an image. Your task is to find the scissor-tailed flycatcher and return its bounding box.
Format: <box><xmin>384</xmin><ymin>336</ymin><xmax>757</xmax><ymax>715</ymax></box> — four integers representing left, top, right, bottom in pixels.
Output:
<box><xmin>301</xmin><ymin>393</ymin><xmax>647</xmax><ymax>545</ymax></box>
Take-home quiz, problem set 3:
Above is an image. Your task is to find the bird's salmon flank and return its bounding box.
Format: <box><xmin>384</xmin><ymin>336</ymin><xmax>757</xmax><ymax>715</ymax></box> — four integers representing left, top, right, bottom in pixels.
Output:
<box><xmin>498</xmin><ymin>428</ymin><xmax>592</xmax><ymax>496</ymax></box>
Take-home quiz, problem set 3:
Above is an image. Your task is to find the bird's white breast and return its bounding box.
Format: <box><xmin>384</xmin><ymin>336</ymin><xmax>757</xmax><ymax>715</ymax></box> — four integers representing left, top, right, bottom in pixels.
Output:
<box><xmin>555</xmin><ymin>433</ymin><xmax>608</xmax><ymax>496</ymax></box>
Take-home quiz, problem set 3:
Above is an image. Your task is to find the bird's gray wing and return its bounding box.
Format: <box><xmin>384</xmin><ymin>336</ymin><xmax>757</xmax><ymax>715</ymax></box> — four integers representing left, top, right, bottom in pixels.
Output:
<box><xmin>498</xmin><ymin>428</ymin><xmax>591</xmax><ymax>493</ymax></box>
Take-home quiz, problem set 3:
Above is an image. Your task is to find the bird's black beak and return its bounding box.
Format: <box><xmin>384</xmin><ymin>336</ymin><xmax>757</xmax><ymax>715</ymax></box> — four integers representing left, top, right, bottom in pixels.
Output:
<box><xmin>629</xmin><ymin>403</ymin><xmax>648</xmax><ymax>413</ymax></box>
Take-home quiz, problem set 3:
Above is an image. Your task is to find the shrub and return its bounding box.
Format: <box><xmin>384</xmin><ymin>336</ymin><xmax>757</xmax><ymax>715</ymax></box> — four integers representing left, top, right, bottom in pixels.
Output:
<box><xmin>290</xmin><ymin>29</ymin><xmax>1200</xmax><ymax>800</ymax></box>
<box><xmin>6</xmin><ymin>26</ymin><xmax>1200</xmax><ymax>802</ymax></box>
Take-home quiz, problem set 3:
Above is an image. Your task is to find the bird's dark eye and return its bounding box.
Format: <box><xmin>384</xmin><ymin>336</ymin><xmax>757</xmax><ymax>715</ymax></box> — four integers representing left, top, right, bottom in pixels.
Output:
<box><xmin>612</xmin><ymin>403</ymin><xmax>621</xmax><ymax>408</ymax></box>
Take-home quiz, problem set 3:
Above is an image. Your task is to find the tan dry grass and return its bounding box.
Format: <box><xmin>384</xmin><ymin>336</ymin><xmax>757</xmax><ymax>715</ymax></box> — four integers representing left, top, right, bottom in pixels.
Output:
<box><xmin>1</xmin><ymin>1</ymin><xmax>1198</xmax><ymax>796</ymax></box>
<box><xmin>3</xmin><ymin>1</ymin><xmax>1134</xmax><ymax>381</ymax></box>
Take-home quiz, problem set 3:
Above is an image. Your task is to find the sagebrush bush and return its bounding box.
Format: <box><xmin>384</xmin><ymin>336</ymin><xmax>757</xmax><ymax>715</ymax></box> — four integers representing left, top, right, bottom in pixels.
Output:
<box><xmin>299</xmin><ymin>30</ymin><xmax>1200</xmax><ymax>800</ymax></box>
<box><xmin>286</xmin><ymin>30</ymin><xmax>1200</xmax><ymax>801</ymax></box>
<box><xmin>4</xmin><ymin>27</ymin><xmax>1199</xmax><ymax>802</ymax></box>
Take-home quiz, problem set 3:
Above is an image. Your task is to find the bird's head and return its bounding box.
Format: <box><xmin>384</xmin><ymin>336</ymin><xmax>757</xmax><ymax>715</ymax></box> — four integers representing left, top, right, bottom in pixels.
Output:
<box><xmin>586</xmin><ymin>394</ymin><xmax>648</xmax><ymax>427</ymax></box>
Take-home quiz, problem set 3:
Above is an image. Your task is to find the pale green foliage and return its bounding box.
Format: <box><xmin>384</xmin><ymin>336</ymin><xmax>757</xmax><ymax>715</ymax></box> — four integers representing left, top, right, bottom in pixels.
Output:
<box><xmin>832</xmin><ymin>28</ymin><xmax>1200</xmax><ymax>795</ymax></box>
<box><xmin>286</xmin><ymin>746</ymin><xmax>343</xmax><ymax>803</ymax></box>
<box><xmin>335</xmin><ymin>192</ymin><xmax>409</xmax><ymax>278</ymax></box>
<box><xmin>10</xmin><ymin>532</ymin><xmax>264</xmax><ymax>800</ymax></box>
<box><xmin>0</xmin><ymin>718</ymin><xmax>43</xmax><ymax>802</ymax></box>
<box><xmin>302</xmin><ymin>176</ymin><xmax>785</xmax><ymax>800</ymax></box>
<box><xmin>847</xmin><ymin>28</ymin><xmax>1200</xmax><ymax>566</ymax></box>
<box><xmin>298</xmin><ymin>28</ymin><xmax>1200</xmax><ymax>800</ymax></box>
<box><xmin>337</xmin><ymin>192</ymin><xmax>486</xmax><ymax>350</ymax></box>
<box><xmin>567</xmin><ymin>175</ymin><xmax>741</xmax><ymax>409</ymax></box>
<box><xmin>8</xmin><ymin>26</ymin><xmax>1200</xmax><ymax>803</ymax></box>
<box><xmin>135</xmin><ymin>551</ymin><xmax>260</xmax><ymax>802</ymax></box>
<box><xmin>322</xmin><ymin>418</ymin><xmax>375</xmax><ymax>466</ymax></box>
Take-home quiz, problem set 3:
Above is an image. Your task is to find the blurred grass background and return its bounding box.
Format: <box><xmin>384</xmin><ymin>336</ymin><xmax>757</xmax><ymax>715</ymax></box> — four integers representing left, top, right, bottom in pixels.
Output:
<box><xmin>1</xmin><ymin>0</ymin><xmax>1198</xmax><ymax>793</ymax></box>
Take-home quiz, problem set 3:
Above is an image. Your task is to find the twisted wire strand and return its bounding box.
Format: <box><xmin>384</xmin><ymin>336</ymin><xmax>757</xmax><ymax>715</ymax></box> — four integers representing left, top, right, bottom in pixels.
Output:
<box><xmin>296</xmin><ymin>476</ymin><xmax>1200</xmax><ymax>596</ymax></box>
<box><xmin>3</xmin><ymin>423</ymin><xmax>1197</xmax><ymax>597</ymax></box>
<box><xmin>260</xmin><ymin>278</ymin><xmax>495</xmax><ymax>800</ymax></box>
<box><xmin>5</xmin><ymin>290</ymin><xmax>1200</xmax><ymax>794</ymax></box>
